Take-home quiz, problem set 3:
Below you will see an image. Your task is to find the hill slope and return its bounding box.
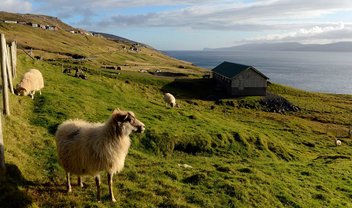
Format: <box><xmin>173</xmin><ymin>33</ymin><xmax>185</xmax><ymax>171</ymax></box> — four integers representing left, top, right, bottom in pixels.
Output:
<box><xmin>1</xmin><ymin>12</ymin><xmax>352</xmax><ymax>208</ymax></box>
<box><xmin>0</xmin><ymin>11</ymin><xmax>205</xmax><ymax>76</ymax></box>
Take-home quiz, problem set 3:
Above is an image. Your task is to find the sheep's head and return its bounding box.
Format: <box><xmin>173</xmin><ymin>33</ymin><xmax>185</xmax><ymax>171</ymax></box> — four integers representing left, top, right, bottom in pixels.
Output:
<box><xmin>14</xmin><ymin>85</ymin><xmax>28</xmax><ymax>96</ymax></box>
<box><xmin>112</xmin><ymin>109</ymin><xmax>145</xmax><ymax>134</ymax></box>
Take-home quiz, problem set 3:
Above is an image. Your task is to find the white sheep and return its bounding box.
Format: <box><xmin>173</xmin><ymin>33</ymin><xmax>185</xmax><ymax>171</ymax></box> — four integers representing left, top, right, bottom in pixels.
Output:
<box><xmin>55</xmin><ymin>109</ymin><xmax>145</xmax><ymax>202</ymax></box>
<box><xmin>335</xmin><ymin>138</ymin><xmax>342</xmax><ymax>146</ymax></box>
<box><xmin>15</xmin><ymin>69</ymin><xmax>44</xmax><ymax>99</ymax></box>
<box><xmin>163</xmin><ymin>93</ymin><xmax>177</xmax><ymax>107</ymax></box>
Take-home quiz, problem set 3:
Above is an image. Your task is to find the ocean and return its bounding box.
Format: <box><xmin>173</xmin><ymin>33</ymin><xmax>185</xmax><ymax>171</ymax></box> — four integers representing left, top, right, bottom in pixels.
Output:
<box><xmin>164</xmin><ymin>50</ymin><xmax>352</xmax><ymax>95</ymax></box>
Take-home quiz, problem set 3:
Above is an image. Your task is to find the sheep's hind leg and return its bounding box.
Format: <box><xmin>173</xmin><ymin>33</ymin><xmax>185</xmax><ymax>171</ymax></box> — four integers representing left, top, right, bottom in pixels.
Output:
<box><xmin>66</xmin><ymin>172</ymin><xmax>72</xmax><ymax>193</ymax></box>
<box><xmin>95</xmin><ymin>175</ymin><xmax>101</xmax><ymax>202</ymax></box>
<box><xmin>78</xmin><ymin>176</ymin><xmax>83</xmax><ymax>188</ymax></box>
<box><xmin>108</xmin><ymin>173</ymin><xmax>116</xmax><ymax>202</ymax></box>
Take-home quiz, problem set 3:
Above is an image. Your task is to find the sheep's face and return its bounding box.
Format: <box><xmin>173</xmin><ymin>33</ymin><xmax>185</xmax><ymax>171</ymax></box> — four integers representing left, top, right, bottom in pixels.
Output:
<box><xmin>113</xmin><ymin>109</ymin><xmax>145</xmax><ymax>134</ymax></box>
<box><xmin>15</xmin><ymin>86</ymin><xmax>28</xmax><ymax>96</ymax></box>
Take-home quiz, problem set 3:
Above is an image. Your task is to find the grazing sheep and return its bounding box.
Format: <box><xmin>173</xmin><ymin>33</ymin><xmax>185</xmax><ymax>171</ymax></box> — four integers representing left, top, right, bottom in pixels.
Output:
<box><xmin>74</xmin><ymin>68</ymin><xmax>88</xmax><ymax>80</ymax></box>
<box><xmin>335</xmin><ymin>138</ymin><xmax>342</xmax><ymax>146</ymax></box>
<box><xmin>163</xmin><ymin>93</ymin><xmax>177</xmax><ymax>107</ymax></box>
<box><xmin>178</xmin><ymin>163</ymin><xmax>193</xmax><ymax>169</ymax></box>
<box><xmin>55</xmin><ymin>109</ymin><xmax>145</xmax><ymax>202</ymax></box>
<box><xmin>15</xmin><ymin>69</ymin><xmax>44</xmax><ymax>99</ymax></box>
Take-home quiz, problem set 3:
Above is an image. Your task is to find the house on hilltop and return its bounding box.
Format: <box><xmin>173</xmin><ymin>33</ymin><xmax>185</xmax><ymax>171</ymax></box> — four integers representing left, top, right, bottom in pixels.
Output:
<box><xmin>212</xmin><ymin>61</ymin><xmax>269</xmax><ymax>97</ymax></box>
<box><xmin>28</xmin><ymin>22</ymin><xmax>38</xmax><ymax>27</ymax></box>
<box><xmin>3</xmin><ymin>20</ymin><xmax>17</xmax><ymax>24</ymax></box>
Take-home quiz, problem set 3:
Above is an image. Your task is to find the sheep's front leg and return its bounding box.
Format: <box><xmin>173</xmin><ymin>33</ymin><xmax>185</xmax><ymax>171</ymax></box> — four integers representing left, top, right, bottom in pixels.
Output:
<box><xmin>95</xmin><ymin>175</ymin><xmax>101</xmax><ymax>202</ymax></box>
<box><xmin>108</xmin><ymin>173</ymin><xmax>116</xmax><ymax>202</ymax></box>
<box><xmin>78</xmin><ymin>176</ymin><xmax>83</xmax><ymax>188</ymax></box>
<box><xmin>29</xmin><ymin>90</ymin><xmax>37</xmax><ymax>99</ymax></box>
<box><xmin>66</xmin><ymin>172</ymin><xmax>72</xmax><ymax>193</ymax></box>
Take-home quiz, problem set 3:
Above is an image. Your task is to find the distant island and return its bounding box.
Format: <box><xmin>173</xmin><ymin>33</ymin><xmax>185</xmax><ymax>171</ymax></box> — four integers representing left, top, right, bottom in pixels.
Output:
<box><xmin>204</xmin><ymin>42</ymin><xmax>352</xmax><ymax>52</ymax></box>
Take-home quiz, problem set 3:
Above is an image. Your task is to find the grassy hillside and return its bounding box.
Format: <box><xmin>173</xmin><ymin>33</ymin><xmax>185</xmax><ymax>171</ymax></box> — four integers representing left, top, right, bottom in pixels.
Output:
<box><xmin>0</xmin><ymin>12</ymin><xmax>204</xmax><ymax>76</ymax></box>
<box><xmin>1</xmin><ymin>12</ymin><xmax>352</xmax><ymax>208</ymax></box>
<box><xmin>0</xmin><ymin>53</ymin><xmax>351</xmax><ymax>207</ymax></box>
<box><xmin>0</xmin><ymin>11</ymin><xmax>75</xmax><ymax>31</ymax></box>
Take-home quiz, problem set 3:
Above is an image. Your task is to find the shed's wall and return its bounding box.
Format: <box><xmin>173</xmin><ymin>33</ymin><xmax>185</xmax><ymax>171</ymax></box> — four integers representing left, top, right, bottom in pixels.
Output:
<box><xmin>213</xmin><ymin>69</ymin><xmax>268</xmax><ymax>97</ymax></box>
<box><xmin>231</xmin><ymin>69</ymin><xmax>267</xmax><ymax>88</ymax></box>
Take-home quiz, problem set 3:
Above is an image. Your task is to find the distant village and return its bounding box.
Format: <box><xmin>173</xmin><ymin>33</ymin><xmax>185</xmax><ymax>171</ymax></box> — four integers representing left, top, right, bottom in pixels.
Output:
<box><xmin>0</xmin><ymin>19</ymin><xmax>145</xmax><ymax>53</ymax></box>
<box><xmin>0</xmin><ymin>19</ymin><xmax>101</xmax><ymax>37</ymax></box>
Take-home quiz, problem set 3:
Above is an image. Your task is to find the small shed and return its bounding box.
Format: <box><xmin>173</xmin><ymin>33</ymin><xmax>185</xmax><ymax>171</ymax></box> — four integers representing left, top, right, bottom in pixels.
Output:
<box><xmin>28</xmin><ymin>23</ymin><xmax>38</xmax><ymax>27</ymax></box>
<box><xmin>212</xmin><ymin>61</ymin><xmax>269</xmax><ymax>97</ymax></box>
<box><xmin>46</xmin><ymin>25</ymin><xmax>55</xmax><ymax>30</ymax></box>
<box><xmin>4</xmin><ymin>20</ymin><xmax>17</xmax><ymax>24</ymax></box>
<box><xmin>39</xmin><ymin>24</ymin><xmax>46</xmax><ymax>29</ymax></box>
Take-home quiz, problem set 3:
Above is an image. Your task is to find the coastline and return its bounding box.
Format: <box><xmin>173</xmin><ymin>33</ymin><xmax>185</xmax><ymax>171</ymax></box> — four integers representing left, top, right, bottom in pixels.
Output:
<box><xmin>164</xmin><ymin>50</ymin><xmax>352</xmax><ymax>95</ymax></box>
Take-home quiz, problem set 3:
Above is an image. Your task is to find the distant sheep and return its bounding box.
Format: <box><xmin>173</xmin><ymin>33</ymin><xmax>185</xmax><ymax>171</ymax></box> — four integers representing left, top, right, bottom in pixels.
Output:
<box><xmin>55</xmin><ymin>109</ymin><xmax>145</xmax><ymax>202</ymax></box>
<box><xmin>74</xmin><ymin>68</ymin><xmax>88</xmax><ymax>80</ymax></box>
<box><xmin>163</xmin><ymin>93</ymin><xmax>177</xmax><ymax>107</ymax></box>
<box><xmin>15</xmin><ymin>69</ymin><xmax>44</xmax><ymax>99</ymax></box>
<box><xmin>335</xmin><ymin>138</ymin><xmax>342</xmax><ymax>146</ymax></box>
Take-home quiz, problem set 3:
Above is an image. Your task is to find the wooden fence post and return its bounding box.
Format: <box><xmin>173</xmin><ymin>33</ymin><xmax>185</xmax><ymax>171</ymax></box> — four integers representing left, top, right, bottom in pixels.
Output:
<box><xmin>10</xmin><ymin>41</ymin><xmax>16</xmax><ymax>78</ymax></box>
<box><xmin>6</xmin><ymin>44</ymin><xmax>14</xmax><ymax>94</ymax></box>
<box><xmin>0</xmin><ymin>34</ymin><xmax>7</xmax><ymax>175</ymax></box>
<box><xmin>1</xmin><ymin>34</ymin><xmax>10</xmax><ymax>116</ymax></box>
<box><xmin>0</xmin><ymin>114</ymin><xmax>5</xmax><ymax>175</ymax></box>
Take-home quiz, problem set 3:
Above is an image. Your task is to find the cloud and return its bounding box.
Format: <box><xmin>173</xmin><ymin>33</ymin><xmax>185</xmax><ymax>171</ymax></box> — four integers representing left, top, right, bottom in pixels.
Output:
<box><xmin>0</xmin><ymin>0</ymin><xmax>32</xmax><ymax>13</ymax></box>
<box><xmin>242</xmin><ymin>23</ymin><xmax>352</xmax><ymax>43</ymax></box>
<box><xmin>7</xmin><ymin>0</ymin><xmax>351</xmax><ymax>32</ymax></box>
<box><xmin>35</xmin><ymin>0</ymin><xmax>215</xmax><ymax>8</ymax></box>
<box><xmin>3</xmin><ymin>0</ymin><xmax>352</xmax><ymax>31</ymax></box>
<box><xmin>87</xmin><ymin>0</ymin><xmax>352</xmax><ymax>31</ymax></box>
<box><xmin>3</xmin><ymin>0</ymin><xmax>352</xmax><ymax>47</ymax></box>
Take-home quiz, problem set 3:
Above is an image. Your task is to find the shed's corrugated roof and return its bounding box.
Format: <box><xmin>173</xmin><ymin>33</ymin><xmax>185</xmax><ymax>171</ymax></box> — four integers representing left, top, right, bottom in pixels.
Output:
<box><xmin>212</xmin><ymin>61</ymin><xmax>268</xmax><ymax>79</ymax></box>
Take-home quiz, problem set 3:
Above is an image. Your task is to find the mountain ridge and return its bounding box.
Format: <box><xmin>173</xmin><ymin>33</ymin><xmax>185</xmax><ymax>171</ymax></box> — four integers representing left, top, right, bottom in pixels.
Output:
<box><xmin>204</xmin><ymin>41</ymin><xmax>352</xmax><ymax>52</ymax></box>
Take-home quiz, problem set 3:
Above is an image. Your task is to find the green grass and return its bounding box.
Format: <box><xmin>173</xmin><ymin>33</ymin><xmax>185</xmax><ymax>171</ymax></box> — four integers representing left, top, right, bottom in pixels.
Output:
<box><xmin>0</xmin><ymin>21</ymin><xmax>204</xmax><ymax>76</ymax></box>
<box><xmin>1</xmin><ymin>54</ymin><xmax>352</xmax><ymax>208</ymax></box>
<box><xmin>1</xmin><ymin>13</ymin><xmax>352</xmax><ymax>207</ymax></box>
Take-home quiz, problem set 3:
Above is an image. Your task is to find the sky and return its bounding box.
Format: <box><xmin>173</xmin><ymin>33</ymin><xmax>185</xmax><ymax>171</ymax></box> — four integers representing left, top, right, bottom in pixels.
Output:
<box><xmin>2</xmin><ymin>0</ymin><xmax>352</xmax><ymax>50</ymax></box>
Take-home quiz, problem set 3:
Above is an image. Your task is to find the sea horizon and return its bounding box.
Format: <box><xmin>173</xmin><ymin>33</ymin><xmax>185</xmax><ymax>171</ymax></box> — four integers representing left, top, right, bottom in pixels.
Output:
<box><xmin>164</xmin><ymin>50</ymin><xmax>352</xmax><ymax>95</ymax></box>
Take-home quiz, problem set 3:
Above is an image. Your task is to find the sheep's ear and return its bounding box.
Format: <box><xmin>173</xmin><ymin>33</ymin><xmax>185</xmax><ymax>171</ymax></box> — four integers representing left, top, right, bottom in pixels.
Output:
<box><xmin>112</xmin><ymin>111</ymin><xmax>128</xmax><ymax>122</ymax></box>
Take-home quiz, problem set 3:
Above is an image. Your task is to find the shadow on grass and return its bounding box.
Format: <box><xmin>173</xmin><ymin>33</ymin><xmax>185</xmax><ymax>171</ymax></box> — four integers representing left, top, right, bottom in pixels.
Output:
<box><xmin>161</xmin><ymin>78</ymin><xmax>230</xmax><ymax>100</ymax></box>
<box><xmin>0</xmin><ymin>163</ymin><xmax>34</xmax><ymax>208</ymax></box>
<box><xmin>0</xmin><ymin>164</ymin><xmax>67</xmax><ymax>207</ymax></box>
